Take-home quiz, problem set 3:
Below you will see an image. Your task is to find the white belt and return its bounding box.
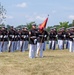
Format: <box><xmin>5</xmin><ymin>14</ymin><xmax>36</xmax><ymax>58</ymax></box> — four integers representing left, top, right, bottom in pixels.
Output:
<box><xmin>0</xmin><ymin>35</ymin><xmax>3</xmax><ymax>38</ymax></box>
<box><xmin>4</xmin><ymin>35</ymin><xmax>8</xmax><ymax>38</ymax></box>
<box><xmin>15</xmin><ymin>36</ymin><xmax>17</xmax><ymax>38</ymax></box>
<box><xmin>10</xmin><ymin>35</ymin><xmax>14</xmax><ymax>38</ymax></box>
<box><xmin>32</xmin><ymin>36</ymin><xmax>36</xmax><ymax>38</ymax></box>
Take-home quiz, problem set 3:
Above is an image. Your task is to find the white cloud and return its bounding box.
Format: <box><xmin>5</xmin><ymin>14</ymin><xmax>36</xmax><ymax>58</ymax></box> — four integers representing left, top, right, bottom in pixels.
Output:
<box><xmin>36</xmin><ymin>16</ymin><xmax>46</xmax><ymax>21</ymax></box>
<box><xmin>25</xmin><ymin>15</ymin><xmax>46</xmax><ymax>21</ymax></box>
<box><xmin>6</xmin><ymin>15</ymin><xmax>14</xmax><ymax>19</ymax></box>
<box><xmin>68</xmin><ymin>15</ymin><xmax>74</xmax><ymax>19</ymax></box>
<box><xmin>25</xmin><ymin>15</ymin><xmax>34</xmax><ymax>21</ymax></box>
<box><xmin>16</xmin><ymin>2</ymin><xmax>27</xmax><ymax>8</ymax></box>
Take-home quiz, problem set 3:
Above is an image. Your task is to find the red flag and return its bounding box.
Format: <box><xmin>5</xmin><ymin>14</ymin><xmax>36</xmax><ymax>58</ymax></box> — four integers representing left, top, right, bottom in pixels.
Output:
<box><xmin>39</xmin><ymin>17</ymin><xmax>48</xmax><ymax>30</ymax></box>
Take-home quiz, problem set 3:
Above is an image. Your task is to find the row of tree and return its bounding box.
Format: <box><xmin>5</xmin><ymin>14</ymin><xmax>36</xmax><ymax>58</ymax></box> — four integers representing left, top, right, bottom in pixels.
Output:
<box><xmin>46</xmin><ymin>20</ymin><xmax>74</xmax><ymax>31</ymax></box>
<box><xmin>0</xmin><ymin>20</ymin><xmax>73</xmax><ymax>31</ymax></box>
<box><xmin>13</xmin><ymin>20</ymin><xmax>74</xmax><ymax>31</ymax></box>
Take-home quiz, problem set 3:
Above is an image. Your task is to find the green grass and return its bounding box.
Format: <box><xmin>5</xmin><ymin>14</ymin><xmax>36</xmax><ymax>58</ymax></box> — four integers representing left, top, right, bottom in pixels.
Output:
<box><xmin>0</xmin><ymin>50</ymin><xmax>74</xmax><ymax>75</ymax></box>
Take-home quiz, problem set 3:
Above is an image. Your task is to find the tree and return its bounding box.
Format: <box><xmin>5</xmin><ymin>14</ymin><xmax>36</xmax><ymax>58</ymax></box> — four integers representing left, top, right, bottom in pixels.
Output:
<box><xmin>0</xmin><ymin>2</ymin><xmax>6</xmax><ymax>24</ymax></box>
<box><xmin>0</xmin><ymin>23</ymin><xmax>5</xmax><ymax>29</ymax></box>
<box><xmin>16</xmin><ymin>25</ymin><xmax>26</xmax><ymax>29</ymax></box>
<box><xmin>46</xmin><ymin>26</ymin><xmax>52</xmax><ymax>31</ymax></box>
<box><xmin>6</xmin><ymin>24</ymin><xmax>11</xmax><ymax>30</ymax></box>
<box><xmin>59</xmin><ymin>21</ymin><xmax>69</xmax><ymax>29</ymax></box>
<box><xmin>72</xmin><ymin>20</ymin><xmax>74</xmax><ymax>26</ymax></box>
<box><xmin>26</xmin><ymin>22</ymin><xmax>35</xmax><ymax>30</ymax></box>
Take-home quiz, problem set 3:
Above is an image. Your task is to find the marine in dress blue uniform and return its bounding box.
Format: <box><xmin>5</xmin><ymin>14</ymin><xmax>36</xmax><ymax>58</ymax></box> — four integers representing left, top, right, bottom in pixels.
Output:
<box><xmin>8</xmin><ymin>26</ymin><xmax>15</xmax><ymax>52</ymax></box>
<box><xmin>43</xmin><ymin>29</ymin><xmax>48</xmax><ymax>51</ymax></box>
<box><xmin>65</xmin><ymin>28</ymin><xmax>70</xmax><ymax>49</ymax></box>
<box><xmin>13</xmin><ymin>28</ymin><xmax>18</xmax><ymax>51</ymax></box>
<box><xmin>2</xmin><ymin>27</ymin><xmax>8</xmax><ymax>52</ymax></box>
<box><xmin>58</xmin><ymin>29</ymin><xmax>64</xmax><ymax>50</ymax></box>
<box><xmin>0</xmin><ymin>28</ymin><xmax>3</xmax><ymax>53</ymax></box>
<box><xmin>68</xmin><ymin>27</ymin><xmax>74</xmax><ymax>52</ymax></box>
<box><xmin>48</xmin><ymin>28</ymin><xmax>57</xmax><ymax>50</ymax></box>
<box><xmin>21</xmin><ymin>27</ymin><xmax>29</xmax><ymax>52</ymax></box>
<box><xmin>17</xmin><ymin>28</ymin><xmax>21</xmax><ymax>50</ymax></box>
<box><xmin>61</xmin><ymin>27</ymin><xmax>66</xmax><ymax>49</ymax></box>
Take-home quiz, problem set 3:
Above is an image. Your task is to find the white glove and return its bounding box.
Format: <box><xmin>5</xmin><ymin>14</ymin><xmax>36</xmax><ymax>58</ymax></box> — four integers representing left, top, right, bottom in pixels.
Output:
<box><xmin>34</xmin><ymin>39</ymin><xmax>37</xmax><ymax>44</ymax></box>
<box><xmin>56</xmin><ymin>35</ymin><xmax>58</xmax><ymax>37</ymax></box>
<box><xmin>64</xmin><ymin>35</ymin><xmax>66</xmax><ymax>37</ymax></box>
<box><xmin>27</xmin><ymin>35</ymin><xmax>28</xmax><ymax>37</ymax></box>
<box><xmin>73</xmin><ymin>38</ymin><xmax>74</xmax><ymax>41</ymax></box>
<box><xmin>44</xmin><ymin>35</ymin><xmax>47</xmax><ymax>37</ymax></box>
<box><xmin>12</xmin><ymin>35</ymin><xmax>14</xmax><ymax>38</ymax></box>
<box><xmin>4</xmin><ymin>35</ymin><xmax>8</xmax><ymax>38</ymax></box>
<box><xmin>0</xmin><ymin>35</ymin><xmax>3</xmax><ymax>38</ymax></box>
<box><xmin>24</xmin><ymin>36</ymin><xmax>26</xmax><ymax>38</ymax></box>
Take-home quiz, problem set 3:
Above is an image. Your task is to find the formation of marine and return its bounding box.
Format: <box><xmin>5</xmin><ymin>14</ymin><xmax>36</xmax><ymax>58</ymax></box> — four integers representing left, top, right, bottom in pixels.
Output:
<box><xmin>0</xmin><ymin>24</ymin><xmax>74</xmax><ymax>58</ymax></box>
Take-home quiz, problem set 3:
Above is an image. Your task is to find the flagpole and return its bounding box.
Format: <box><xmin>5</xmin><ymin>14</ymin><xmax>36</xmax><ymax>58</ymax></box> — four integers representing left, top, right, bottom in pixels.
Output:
<box><xmin>37</xmin><ymin>15</ymin><xmax>49</xmax><ymax>57</ymax></box>
<box><xmin>48</xmin><ymin>14</ymin><xmax>49</xmax><ymax>18</ymax></box>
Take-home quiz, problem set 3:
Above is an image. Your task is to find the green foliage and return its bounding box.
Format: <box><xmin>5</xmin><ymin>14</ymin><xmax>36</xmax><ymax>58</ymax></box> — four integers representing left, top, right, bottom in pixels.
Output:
<box><xmin>46</xmin><ymin>26</ymin><xmax>52</xmax><ymax>31</ymax></box>
<box><xmin>46</xmin><ymin>21</ymin><xmax>69</xmax><ymax>31</ymax></box>
<box><xmin>15</xmin><ymin>22</ymin><xmax>36</xmax><ymax>30</ymax></box>
<box><xmin>26</xmin><ymin>22</ymin><xmax>35</xmax><ymax>30</ymax></box>
<box><xmin>0</xmin><ymin>23</ymin><xmax>5</xmax><ymax>29</ymax></box>
<box><xmin>16</xmin><ymin>25</ymin><xmax>26</xmax><ymax>29</ymax></box>
<box><xmin>6</xmin><ymin>25</ymin><xmax>11</xmax><ymax>30</ymax></box>
<box><xmin>59</xmin><ymin>21</ymin><xmax>69</xmax><ymax>28</ymax></box>
<box><xmin>72</xmin><ymin>20</ymin><xmax>74</xmax><ymax>26</ymax></box>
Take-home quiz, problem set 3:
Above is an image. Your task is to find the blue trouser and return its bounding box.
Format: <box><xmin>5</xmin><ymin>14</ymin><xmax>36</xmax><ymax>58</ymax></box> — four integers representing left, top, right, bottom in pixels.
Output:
<box><xmin>68</xmin><ymin>40</ymin><xmax>70</xmax><ymax>50</ymax></box>
<box><xmin>72</xmin><ymin>41</ymin><xmax>74</xmax><ymax>52</ymax></box>
<box><xmin>2</xmin><ymin>41</ymin><xmax>8</xmax><ymax>52</ymax></box>
<box><xmin>25</xmin><ymin>41</ymin><xmax>29</xmax><ymax>50</ymax></box>
<box><xmin>0</xmin><ymin>42</ymin><xmax>2</xmax><ymax>52</ymax></box>
<box><xmin>43</xmin><ymin>41</ymin><xmax>47</xmax><ymax>51</ymax></box>
<box><xmin>14</xmin><ymin>41</ymin><xmax>18</xmax><ymax>51</ymax></box>
<box><xmin>17</xmin><ymin>41</ymin><xmax>21</xmax><ymax>50</ymax></box>
<box><xmin>21</xmin><ymin>41</ymin><xmax>28</xmax><ymax>52</ymax></box>
<box><xmin>49</xmin><ymin>40</ymin><xmax>52</xmax><ymax>49</ymax></box>
<box><xmin>66</xmin><ymin>40</ymin><xmax>68</xmax><ymax>49</ymax></box>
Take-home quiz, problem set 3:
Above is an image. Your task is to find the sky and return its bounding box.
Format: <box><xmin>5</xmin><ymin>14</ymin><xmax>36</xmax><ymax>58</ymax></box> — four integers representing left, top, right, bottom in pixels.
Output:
<box><xmin>0</xmin><ymin>0</ymin><xmax>74</xmax><ymax>27</ymax></box>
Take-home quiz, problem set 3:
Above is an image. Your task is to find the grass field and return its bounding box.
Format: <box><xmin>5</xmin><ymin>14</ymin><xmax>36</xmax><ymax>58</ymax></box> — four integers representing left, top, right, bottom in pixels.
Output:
<box><xmin>0</xmin><ymin>50</ymin><xmax>74</xmax><ymax>75</ymax></box>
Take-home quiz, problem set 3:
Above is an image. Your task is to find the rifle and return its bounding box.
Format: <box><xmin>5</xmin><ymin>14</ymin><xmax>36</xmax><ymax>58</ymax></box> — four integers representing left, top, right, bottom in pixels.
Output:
<box><xmin>2</xmin><ymin>40</ymin><xmax>4</xmax><ymax>52</ymax></box>
<box><xmin>2</xmin><ymin>33</ymin><xmax>4</xmax><ymax>52</ymax></box>
<box><xmin>9</xmin><ymin>40</ymin><xmax>12</xmax><ymax>52</ymax></box>
<box><xmin>8</xmin><ymin>34</ymin><xmax>14</xmax><ymax>52</ymax></box>
<box><xmin>21</xmin><ymin>40</ymin><xmax>24</xmax><ymax>52</ymax></box>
